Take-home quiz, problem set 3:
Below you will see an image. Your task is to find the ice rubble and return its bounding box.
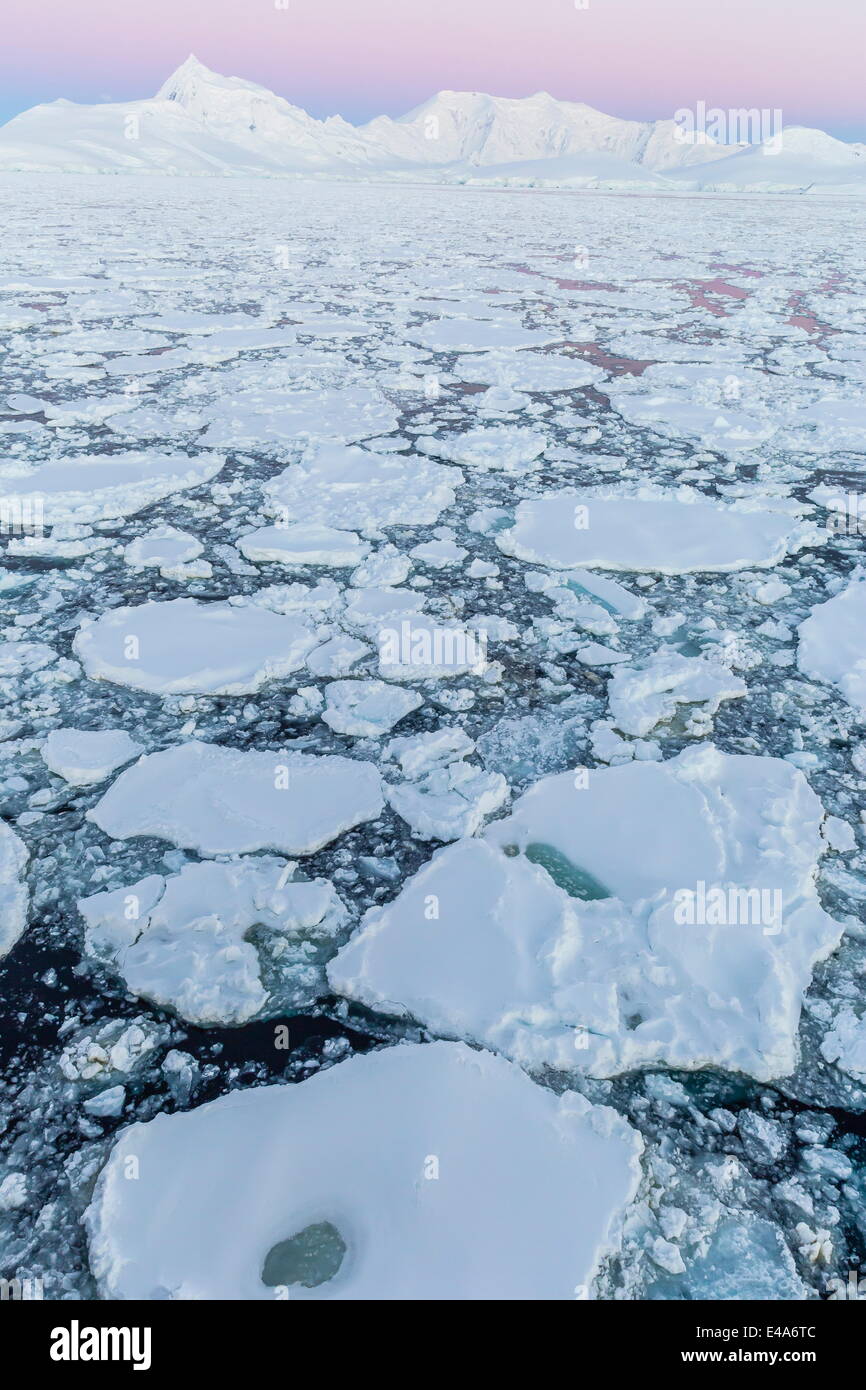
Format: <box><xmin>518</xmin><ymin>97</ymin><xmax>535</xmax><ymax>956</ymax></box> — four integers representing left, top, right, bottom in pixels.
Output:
<box><xmin>88</xmin><ymin>741</ymin><xmax>384</xmax><ymax>855</ymax></box>
<box><xmin>383</xmin><ymin>728</ymin><xmax>510</xmax><ymax>840</ymax></box>
<box><xmin>85</xmin><ymin>1041</ymin><xmax>642</xmax><ymax>1300</ymax></box>
<box><xmin>0</xmin><ymin>452</ymin><xmax>224</xmax><ymax>523</ymax></box>
<box><xmin>77</xmin><ymin>858</ymin><xmax>348</xmax><ymax>1026</ymax></box>
<box><xmin>497</xmin><ymin>491</ymin><xmax>817</xmax><ymax>574</ymax></box>
<box><xmin>41</xmin><ymin>728</ymin><xmax>142</xmax><ymax>785</ymax></box>
<box><xmin>73</xmin><ymin>599</ymin><xmax>321</xmax><ymax>695</ymax></box>
<box><xmin>607</xmin><ymin>650</ymin><xmax>747</xmax><ymax>738</ymax></box>
<box><xmin>797</xmin><ymin>573</ymin><xmax>866</xmax><ymax>717</ymax></box>
<box><xmin>331</xmin><ymin>747</ymin><xmax>844</xmax><ymax>1081</ymax></box>
<box><xmin>417</xmin><ymin>425</ymin><xmax>548</xmax><ymax>471</ymax></box>
<box><xmin>0</xmin><ymin>821</ymin><xmax>29</xmax><ymax>957</ymax></box>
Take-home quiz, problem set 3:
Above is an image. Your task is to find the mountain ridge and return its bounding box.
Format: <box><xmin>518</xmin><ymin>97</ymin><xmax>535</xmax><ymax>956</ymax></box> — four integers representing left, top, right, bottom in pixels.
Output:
<box><xmin>0</xmin><ymin>55</ymin><xmax>862</xmax><ymax>192</ymax></box>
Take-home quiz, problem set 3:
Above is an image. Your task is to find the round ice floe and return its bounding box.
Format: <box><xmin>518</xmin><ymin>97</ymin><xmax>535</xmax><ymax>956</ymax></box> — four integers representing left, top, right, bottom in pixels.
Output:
<box><xmin>88</xmin><ymin>740</ymin><xmax>383</xmax><ymax>856</ymax></box>
<box><xmin>238</xmin><ymin>524</ymin><xmax>370</xmax><ymax>569</ymax></box>
<box><xmin>78</xmin><ymin>859</ymin><xmax>348</xmax><ymax>1026</ymax></box>
<box><xmin>200</xmin><ymin>386</ymin><xmax>398</xmax><ymax>448</ymax></box>
<box><xmin>321</xmin><ymin>680</ymin><xmax>422</xmax><ymax>737</ymax></box>
<box><xmin>497</xmin><ymin>490</ymin><xmax>815</xmax><ymax>573</ymax></box>
<box><xmin>417</xmin><ymin>425</ymin><xmax>547</xmax><ymax>471</ymax></box>
<box><xmin>797</xmin><ymin>573</ymin><xmax>866</xmax><ymax>717</ymax></box>
<box><xmin>73</xmin><ymin>599</ymin><xmax>320</xmax><ymax>696</ymax></box>
<box><xmin>331</xmin><ymin>746</ymin><xmax>844</xmax><ymax>1081</ymax></box>
<box><xmin>41</xmin><ymin>728</ymin><xmax>142</xmax><ymax>786</ymax></box>
<box><xmin>407</xmin><ymin>319</ymin><xmax>563</xmax><ymax>353</ymax></box>
<box><xmin>0</xmin><ymin>821</ymin><xmax>29</xmax><ymax>958</ymax></box>
<box><xmin>85</xmin><ymin>1041</ymin><xmax>642</xmax><ymax>1300</ymax></box>
<box><xmin>0</xmin><ymin>452</ymin><xmax>224</xmax><ymax>524</ymax></box>
<box><xmin>263</xmin><ymin>444</ymin><xmax>461</xmax><ymax>530</ymax></box>
<box><xmin>123</xmin><ymin>527</ymin><xmax>203</xmax><ymax>569</ymax></box>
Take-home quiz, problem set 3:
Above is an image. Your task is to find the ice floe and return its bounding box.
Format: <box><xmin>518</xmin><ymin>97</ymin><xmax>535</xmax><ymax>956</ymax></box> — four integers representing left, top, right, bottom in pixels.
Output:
<box><xmin>797</xmin><ymin>573</ymin><xmax>866</xmax><ymax>717</ymax></box>
<box><xmin>0</xmin><ymin>821</ymin><xmax>29</xmax><ymax>957</ymax></box>
<box><xmin>88</xmin><ymin>740</ymin><xmax>383</xmax><ymax>855</ymax></box>
<box><xmin>78</xmin><ymin>858</ymin><xmax>348</xmax><ymax>1025</ymax></box>
<box><xmin>85</xmin><ymin>1041</ymin><xmax>642</xmax><ymax>1299</ymax></box>
<box><xmin>73</xmin><ymin>599</ymin><xmax>321</xmax><ymax>695</ymax></box>
<box><xmin>41</xmin><ymin>728</ymin><xmax>142</xmax><ymax>785</ymax></box>
<box><xmin>331</xmin><ymin>746</ymin><xmax>844</xmax><ymax>1081</ymax></box>
<box><xmin>498</xmin><ymin>490</ymin><xmax>817</xmax><ymax>574</ymax></box>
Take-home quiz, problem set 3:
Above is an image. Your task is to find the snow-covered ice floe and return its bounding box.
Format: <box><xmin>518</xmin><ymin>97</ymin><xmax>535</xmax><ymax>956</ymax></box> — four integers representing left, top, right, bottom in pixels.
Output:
<box><xmin>263</xmin><ymin>444</ymin><xmax>461</xmax><ymax>530</ymax></box>
<box><xmin>88</xmin><ymin>740</ymin><xmax>383</xmax><ymax>855</ymax></box>
<box><xmin>85</xmin><ymin>1041</ymin><xmax>642</xmax><ymax>1299</ymax></box>
<box><xmin>797</xmin><ymin>573</ymin><xmax>866</xmax><ymax>717</ymax></box>
<box><xmin>331</xmin><ymin>746</ymin><xmax>844</xmax><ymax>1081</ymax></box>
<box><xmin>0</xmin><ymin>821</ymin><xmax>29</xmax><ymax>957</ymax></box>
<box><xmin>74</xmin><ymin>599</ymin><xmax>321</xmax><ymax>695</ymax></box>
<box><xmin>497</xmin><ymin>490</ymin><xmax>817</xmax><ymax>574</ymax></box>
<box><xmin>78</xmin><ymin>858</ymin><xmax>348</xmax><ymax>1025</ymax></box>
<box><xmin>0</xmin><ymin>451</ymin><xmax>224</xmax><ymax>523</ymax></box>
<box><xmin>40</xmin><ymin>727</ymin><xmax>143</xmax><ymax>785</ymax></box>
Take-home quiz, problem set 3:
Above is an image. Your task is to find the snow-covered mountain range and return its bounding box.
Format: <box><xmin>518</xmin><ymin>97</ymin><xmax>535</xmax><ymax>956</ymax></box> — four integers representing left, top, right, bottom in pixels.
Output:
<box><xmin>1</xmin><ymin>55</ymin><xmax>863</xmax><ymax>192</ymax></box>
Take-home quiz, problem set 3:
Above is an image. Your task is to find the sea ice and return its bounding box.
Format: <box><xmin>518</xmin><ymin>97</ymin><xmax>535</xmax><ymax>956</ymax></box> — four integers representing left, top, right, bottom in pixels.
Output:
<box><xmin>0</xmin><ymin>821</ymin><xmax>29</xmax><ymax>957</ymax></box>
<box><xmin>41</xmin><ymin>728</ymin><xmax>143</xmax><ymax>785</ymax></box>
<box><xmin>78</xmin><ymin>858</ymin><xmax>348</xmax><ymax>1025</ymax></box>
<box><xmin>331</xmin><ymin>746</ymin><xmax>844</xmax><ymax>1081</ymax></box>
<box><xmin>797</xmin><ymin>573</ymin><xmax>866</xmax><ymax>717</ymax></box>
<box><xmin>73</xmin><ymin>599</ymin><xmax>321</xmax><ymax>695</ymax></box>
<box><xmin>85</xmin><ymin>1041</ymin><xmax>642</xmax><ymax>1299</ymax></box>
<box><xmin>498</xmin><ymin>490</ymin><xmax>816</xmax><ymax>573</ymax></box>
<box><xmin>88</xmin><ymin>740</ymin><xmax>384</xmax><ymax>855</ymax></box>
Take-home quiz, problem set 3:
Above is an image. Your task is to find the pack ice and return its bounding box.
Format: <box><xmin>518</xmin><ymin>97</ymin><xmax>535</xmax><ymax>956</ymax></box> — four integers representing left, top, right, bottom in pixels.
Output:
<box><xmin>85</xmin><ymin>1041</ymin><xmax>642</xmax><ymax>1299</ymax></box>
<box><xmin>330</xmin><ymin>747</ymin><xmax>844</xmax><ymax>1081</ymax></box>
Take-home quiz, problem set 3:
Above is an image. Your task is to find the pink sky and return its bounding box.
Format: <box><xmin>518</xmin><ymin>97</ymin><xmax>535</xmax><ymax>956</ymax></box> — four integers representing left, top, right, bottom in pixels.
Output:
<box><xmin>2</xmin><ymin>0</ymin><xmax>864</xmax><ymax>138</ymax></box>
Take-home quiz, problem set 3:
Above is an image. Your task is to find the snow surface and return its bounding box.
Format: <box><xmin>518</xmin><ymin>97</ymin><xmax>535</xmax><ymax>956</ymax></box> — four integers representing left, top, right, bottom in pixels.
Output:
<box><xmin>41</xmin><ymin>728</ymin><xmax>142</xmax><ymax>785</ymax></box>
<box><xmin>498</xmin><ymin>491</ymin><xmax>816</xmax><ymax>574</ymax></box>
<box><xmin>85</xmin><ymin>1041</ymin><xmax>642</xmax><ymax>1299</ymax></box>
<box><xmin>78</xmin><ymin>858</ymin><xmax>348</xmax><ymax>1025</ymax></box>
<box><xmin>88</xmin><ymin>741</ymin><xmax>384</xmax><ymax>855</ymax></box>
<box><xmin>74</xmin><ymin>599</ymin><xmax>321</xmax><ymax>695</ymax></box>
<box><xmin>331</xmin><ymin>747</ymin><xmax>844</xmax><ymax>1081</ymax></box>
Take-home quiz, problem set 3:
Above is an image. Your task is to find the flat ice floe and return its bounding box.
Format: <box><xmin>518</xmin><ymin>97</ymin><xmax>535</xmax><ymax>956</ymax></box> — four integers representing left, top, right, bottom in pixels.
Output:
<box><xmin>321</xmin><ymin>679</ymin><xmax>422</xmax><ymax>737</ymax></box>
<box><xmin>0</xmin><ymin>821</ymin><xmax>29</xmax><ymax>957</ymax></box>
<box><xmin>88</xmin><ymin>740</ymin><xmax>383</xmax><ymax>855</ymax></box>
<box><xmin>238</xmin><ymin>524</ymin><xmax>370</xmax><ymax>568</ymax></box>
<box><xmin>199</xmin><ymin>386</ymin><xmax>398</xmax><ymax>449</ymax></box>
<box><xmin>331</xmin><ymin>746</ymin><xmax>844</xmax><ymax>1081</ymax></box>
<box><xmin>85</xmin><ymin>1041</ymin><xmax>642</xmax><ymax>1299</ymax></box>
<box><xmin>797</xmin><ymin>573</ymin><xmax>866</xmax><ymax>717</ymax></box>
<box><xmin>263</xmin><ymin>444</ymin><xmax>461</xmax><ymax>529</ymax></box>
<box><xmin>497</xmin><ymin>489</ymin><xmax>816</xmax><ymax>574</ymax></box>
<box><xmin>78</xmin><ymin>858</ymin><xmax>348</xmax><ymax>1026</ymax></box>
<box><xmin>41</xmin><ymin>728</ymin><xmax>142</xmax><ymax>785</ymax></box>
<box><xmin>74</xmin><ymin>599</ymin><xmax>321</xmax><ymax>695</ymax></box>
<box><xmin>0</xmin><ymin>451</ymin><xmax>224</xmax><ymax>523</ymax></box>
